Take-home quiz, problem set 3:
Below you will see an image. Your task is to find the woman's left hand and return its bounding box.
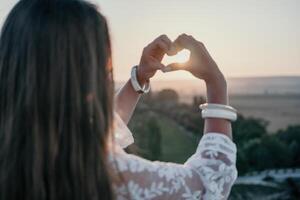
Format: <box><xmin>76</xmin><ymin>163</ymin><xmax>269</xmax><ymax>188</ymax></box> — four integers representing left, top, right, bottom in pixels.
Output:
<box><xmin>137</xmin><ymin>35</ymin><xmax>176</xmax><ymax>85</ymax></box>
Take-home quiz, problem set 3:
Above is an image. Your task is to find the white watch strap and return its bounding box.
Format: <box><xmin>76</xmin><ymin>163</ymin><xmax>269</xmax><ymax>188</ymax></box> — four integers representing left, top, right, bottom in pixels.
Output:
<box><xmin>130</xmin><ymin>66</ymin><xmax>150</xmax><ymax>94</ymax></box>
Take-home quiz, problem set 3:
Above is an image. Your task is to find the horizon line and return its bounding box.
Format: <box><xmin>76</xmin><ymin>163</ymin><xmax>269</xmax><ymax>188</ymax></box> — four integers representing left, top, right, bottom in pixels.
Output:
<box><xmin>115</xmin><ymin>75</ymin><xmax>300</xmax><ymax>82</ymax></box>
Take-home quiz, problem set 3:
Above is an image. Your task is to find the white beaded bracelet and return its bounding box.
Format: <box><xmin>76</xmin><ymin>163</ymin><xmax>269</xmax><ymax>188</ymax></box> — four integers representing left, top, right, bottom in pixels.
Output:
<box><xmin>199</xmin><ymin>103</ymin><xmax>237</xmax><ymax>122</ymax></box>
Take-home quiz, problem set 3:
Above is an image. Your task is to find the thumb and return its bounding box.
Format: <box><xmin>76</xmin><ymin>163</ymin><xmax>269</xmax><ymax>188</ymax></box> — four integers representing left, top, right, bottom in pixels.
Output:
<box><xmin>154</xmin><ymin>62</ymin><xmax>165</xmax><ymax>71</ymax></box>
<box><xmin>161</xmin><ymin>63</ymin><xmax>185</xmax><ymax>73</ymax></box>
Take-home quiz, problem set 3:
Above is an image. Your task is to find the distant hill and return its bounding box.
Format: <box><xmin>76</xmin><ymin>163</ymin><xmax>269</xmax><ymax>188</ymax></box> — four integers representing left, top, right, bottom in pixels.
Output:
<box><xmin>116</xmin><ymin>76</ymin><xmax>300</xmax><ymax>96</ymax></box>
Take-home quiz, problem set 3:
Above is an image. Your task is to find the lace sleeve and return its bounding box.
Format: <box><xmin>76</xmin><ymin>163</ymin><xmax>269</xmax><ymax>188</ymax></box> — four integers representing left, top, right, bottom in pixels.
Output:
<box><xmin>109</xmin><ymin>133</ymin><xmax>238</xmax><ymax>200</ymax></box>
<box><xmin>113</xmin><ymin>112</ymin><xmax>134</xmax><ymax>149</ymax></box>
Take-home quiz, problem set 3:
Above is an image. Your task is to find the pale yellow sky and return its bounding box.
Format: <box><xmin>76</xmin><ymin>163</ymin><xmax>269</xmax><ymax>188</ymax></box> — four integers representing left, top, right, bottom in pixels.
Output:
<box><xmin>99</xmin><ymin>0</ymin><xmax>300</xmax><ymax>81</ymax></box>
<box><xmin>1</xmin><ymin>0</ymin><xmax>300</xmax><ymax>81</ymax></box>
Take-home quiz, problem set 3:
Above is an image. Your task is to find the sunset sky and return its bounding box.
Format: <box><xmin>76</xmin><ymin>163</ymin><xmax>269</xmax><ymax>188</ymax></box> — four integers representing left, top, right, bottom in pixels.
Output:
<box><xmin>1</xmin><ymin>0</ymin><xmax>299</xmax><ymax>81</ymax></box>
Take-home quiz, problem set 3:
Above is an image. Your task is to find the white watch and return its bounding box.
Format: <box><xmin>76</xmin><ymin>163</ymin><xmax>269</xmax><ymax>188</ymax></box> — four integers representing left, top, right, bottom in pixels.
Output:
<box><xmin>130</xmin><ymin>65</ymin><xmax>150</xmax><ymax>94</ymax></box>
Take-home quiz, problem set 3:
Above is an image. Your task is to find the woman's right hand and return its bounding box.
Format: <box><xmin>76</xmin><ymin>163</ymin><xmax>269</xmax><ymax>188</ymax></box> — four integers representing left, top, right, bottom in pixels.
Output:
<box><xmin>166</xmin><ymin>34</ymin><xmax>224</xmax><ymax>84</ymax></box>
<box><xmin>167</xmin><ymin>34</ymin><xmax>228</xmax><ymax>105</ymax></box>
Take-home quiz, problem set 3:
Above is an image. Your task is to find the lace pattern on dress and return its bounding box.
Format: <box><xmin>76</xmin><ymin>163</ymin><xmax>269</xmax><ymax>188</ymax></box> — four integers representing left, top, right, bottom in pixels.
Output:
<box><xmin>109</xmin><ymin>132</ymin><xmax>237</xmax><ymax>200</ymax></box>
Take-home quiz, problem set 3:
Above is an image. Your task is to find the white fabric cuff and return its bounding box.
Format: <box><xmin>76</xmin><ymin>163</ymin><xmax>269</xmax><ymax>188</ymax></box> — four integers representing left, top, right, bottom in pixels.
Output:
<box><xmin>113</xmin><ymin>112</ymin><xmax>134</xmax><ymax>148</ymax></box>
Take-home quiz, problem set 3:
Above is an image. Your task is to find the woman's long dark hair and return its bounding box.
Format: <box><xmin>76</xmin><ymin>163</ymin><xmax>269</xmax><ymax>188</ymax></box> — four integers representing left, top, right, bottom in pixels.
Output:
<box><xmin>0</xmin><ymin>0</ymin><xmax>115</xmax><ymax>199</ymax></box>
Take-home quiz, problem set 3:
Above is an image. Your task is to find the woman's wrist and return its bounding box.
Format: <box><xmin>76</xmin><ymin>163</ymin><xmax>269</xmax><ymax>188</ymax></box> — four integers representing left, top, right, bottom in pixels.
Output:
<box><xmin>203</xmin><ymin>73</ymin><xmax>232</xmax><ymax>138</ymax></box>
<box><xmin>137</xmin><ymin>66</ymin><xmax>148</xmax><ymax>86</ymax></box>
<box><xmin>205</xmin><ymin>73</ymin><xmax>228</xmax><ymax>105</ymax></box>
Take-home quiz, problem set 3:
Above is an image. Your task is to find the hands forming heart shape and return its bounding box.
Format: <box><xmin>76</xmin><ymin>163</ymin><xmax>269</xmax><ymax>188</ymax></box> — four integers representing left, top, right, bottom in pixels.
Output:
<box><xmin>162</xmin><ymin>49</ymin><xmax>191</xmax><ymax>72</ymax></box>
<box><xmin>137</xmin><ymin>34</ymin><xmax>223</xmax><ymax>85</ymax></box>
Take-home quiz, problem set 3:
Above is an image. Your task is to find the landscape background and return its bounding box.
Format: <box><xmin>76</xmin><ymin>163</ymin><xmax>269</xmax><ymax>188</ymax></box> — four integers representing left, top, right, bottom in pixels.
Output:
<box><xmin>1</xmin><ymin>0</ymin><xmax>299</xmax><ymax>199</ymax></box>
<box><xmin>117</xmin><ymin>76</ymin><xmax>300</xmax><ymax>199</ymax></box>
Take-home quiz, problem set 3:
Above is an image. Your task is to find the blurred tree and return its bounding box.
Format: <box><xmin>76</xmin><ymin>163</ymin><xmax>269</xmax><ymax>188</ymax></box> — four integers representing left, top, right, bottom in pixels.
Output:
<box><xmin>131</xmin><ymin>89</ymin><xmax>300</xmax><ymax>174</ymax></box>
<box><xmin>127</xmin><ymin>112</ymin><xmax>162</xmax><ymax>161</ymax></box>
<box><xmin>147</xmin><ymin>116</ymin><xmax>162</xmax><ymax>160</ymax></box>
<box><xmin>277</xmin><ymin>125</ymin><xmax>300</xmax><ymax>167</ymax></box>
<box><xmin>242</xmin><ymin>136</ymin><xmax>292</xmax><ymax>171</ymax></box>
<box><xmin>236</xmin><ymin>149</ymin><xmax>249</xmax><ymax>175</ymax></box>
<box><xmin>140</xmin><ymin>90</ymin><xmax>153</xmax><ymax>105</ymax></box>
<box><xmin>232</xmin><ymin>115</ymin><xmax>268</xmax><ymax>147</ymax></box>
<box><xmin>156</xmin><ymin>89</ymin><xmax>179</xmax><ymax>104</ymax></box>
<box><xmin>231</xmin><ymin>116</ymin><xmax>295</xmax><ymax>173</ymax></box>
<box><xmin>260</xmin><ymin>135</ymin><xmax>292</xmax><ymax>168</ymax></box>
<box><xmin>192</xmin><ymin>95</ymin><xmax>206</xmax><ymax>111</ymax></box>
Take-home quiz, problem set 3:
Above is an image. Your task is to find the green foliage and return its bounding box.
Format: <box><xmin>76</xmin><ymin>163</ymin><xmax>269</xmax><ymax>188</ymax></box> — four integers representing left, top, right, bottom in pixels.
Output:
<box><xmin>147</xmin><ymin>117</ymin><xmax>162</xmax><ymax>160</ymax></box>
<box><xmin>233</xmin><ymin>118</ymin><xmax>298</xmax><ymax>174</ymax></box>
<box><xmin>128</xmin><ymin>89</ymin><xmax>300</xmax><ymax>175</ymax></box>
<box><xmin>147</xmin><ymin>90</ymin><xmax>205</xmax><ymax>135</ymax></box>
<box><xmin>236</xmin><ymin>148</ymin><xmax>249</xmax><ymax>175</ymax></box>
<box><xmin>277</xmin><ymin>125</ymin><xmax>300</xmax><ymax>166</ymax></box>
<box><xmin>232</xmin><ymin>115</ymin><xmax>268</xmax><ymax>146</ymax></box>
<box><xmin>127</xmin><ymin>112</ymin><xmax>162</xmax><ymax>160</ymax></box>
<box><xmin>128</xmin><ymin>90</ymin><xmax>300</xmax><ymax>199</ymax></box>
<box><xmin>241</xmin><ymin>136</ymin><xmax>292</xmax><ymax>172</ymax></box>
<box><xmin>156</xmin><ymin>116</ymin><xmax>199</xmax><ymax>163</ymax></box>
<box><xmin>128</xmin><ymin>108</ymin><xmax>199</xmax><ymax>163</ymax></box>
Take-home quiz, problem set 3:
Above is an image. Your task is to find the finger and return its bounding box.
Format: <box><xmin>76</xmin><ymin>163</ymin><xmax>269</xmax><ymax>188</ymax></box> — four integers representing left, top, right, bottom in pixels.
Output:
<box><xmin>149</xmin><ymin>56</ymin><xmax>165</xmax><ymax>70</ymax></box>
<box><xmin>159</xmin><ymin>35</ymin><xmax>177</xmax><ymax>56</ymax></box>
<box><xmin>154</xmin><ymin>62</ymin><xmax>165</xmax><ymax>70</ymax></box>
<box><xmin>186</xmin><ymin>34</ymin><xmax>207</xmax><ymax>52</ymax></box>
<box><xmin>156</xmin><ymin>35</ymin><xmax>172</xmax><ymax>48</ymax></box>
<box><xmin>152</xmin><ymin>35</ymin><xmax>176</xmax><ymax>56</ymax></box>
<box><xmin>159</xmin><ymin>35</ymin><xmax>172</xmax><ymax>47</ymax></box>
<box><xmin>162</xmin><ymin>63</ymin><xmax>186</xmax><ymax>73</ymax></box>
<box><xmin>156</xmin><ymin>41</ymin><xmax>169</xmax><ymax>53</ymax></box>
<box><xmin>145</xmin><ymin>40</ymin><xmax>169</xmax><ymax>57</ymax></box>
<box><xmin>166</xmin><ymin>44</ymin><xmax>177</xmax><ymax>56</ymax></box>
<box><xmin>173</xmin><ymin>33</ymin><xmax>195</xmax><ymax>51</ymax></box>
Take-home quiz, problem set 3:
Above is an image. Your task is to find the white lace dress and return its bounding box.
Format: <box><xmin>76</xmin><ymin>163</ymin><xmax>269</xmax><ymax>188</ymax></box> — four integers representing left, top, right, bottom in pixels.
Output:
<box><xmin>110</xmin><ymin>113</ymin><xmax>238</xmax><ymax>200</ymax></box>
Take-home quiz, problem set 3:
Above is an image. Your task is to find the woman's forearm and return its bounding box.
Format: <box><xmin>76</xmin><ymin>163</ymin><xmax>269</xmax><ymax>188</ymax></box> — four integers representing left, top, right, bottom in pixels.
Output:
<box><xmin>115</xmin><ymin>79</ymin><xmax>142</xmax><ymax>124</ymax></box>
<box><xmin>204</xmin><ymin>74</ymin><xmax>232</xmax><ymax>139</ymax></box>
<box><xmin>115</xmin><ymin>35</ymin><xmax>173</xmax><ymax>124</ymax></box>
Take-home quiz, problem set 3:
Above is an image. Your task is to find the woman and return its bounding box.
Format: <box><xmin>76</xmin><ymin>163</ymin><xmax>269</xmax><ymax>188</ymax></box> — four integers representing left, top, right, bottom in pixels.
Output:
<box><xmin>0</xmin><ymin>0</ymin><xmax>237</xmax><ymax>199</ymax></box>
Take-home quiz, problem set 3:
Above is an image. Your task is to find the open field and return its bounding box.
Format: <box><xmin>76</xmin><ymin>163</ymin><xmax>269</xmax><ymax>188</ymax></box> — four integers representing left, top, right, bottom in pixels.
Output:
<box><xmin>230</xmin><ymin>95</ymin><xmax>300</xmax><ymax>132</ymax></box>
<box><xmin>122</xmin><ymin>77</ymin><xmax>300</xmax><ymax>132</ymax></box>
<box><xmin>127</xmin><ymin>77</ymin><xmax>300</xmax><ymax>199</ymax></box>
<box><xmin>167</xmin><ymin>93</ymin><xmax>300</xmax><ymax>132</ymax></box>
<box><xmin>148</xmin><ymin>77</ymin><xmax>300</xmax><ymax>132</ymax></box>
<box><xmin>129</xmin><ymin>111</ymin><xmax>200</xmax><ymax>163</ymax></box>
<box><xmin>155</xmin><ymin>115</ymin><xmax>199</xmax><ymax>163</ymax></box>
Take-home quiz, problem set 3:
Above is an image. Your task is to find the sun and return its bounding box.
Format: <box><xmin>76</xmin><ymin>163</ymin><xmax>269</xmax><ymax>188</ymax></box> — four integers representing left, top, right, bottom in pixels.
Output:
<box><xmin>162</xmin><ymin>49</ymin><xmax>190</xmax><ymax>66</ymax></box>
